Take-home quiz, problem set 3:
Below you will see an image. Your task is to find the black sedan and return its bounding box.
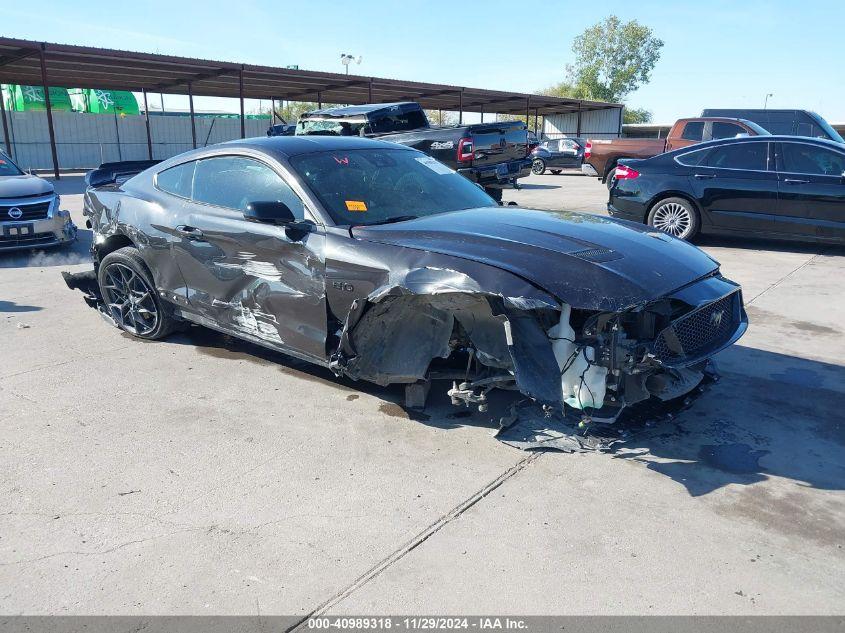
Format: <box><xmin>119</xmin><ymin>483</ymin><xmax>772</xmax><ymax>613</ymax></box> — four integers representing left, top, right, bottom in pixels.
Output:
<box><xmin>530</xmin><ymin>138</ymin><xmax>585</xmax><ymax>175</ymax></box>
<box><xmin>609</xmin><ymin>135</ymin><xmax>845</xmax><ymax>243</ymax></box>
<box><xmin>66</xmin><ymin>135</ymin><xmax>746</xmax><ymax>418</ymax></box>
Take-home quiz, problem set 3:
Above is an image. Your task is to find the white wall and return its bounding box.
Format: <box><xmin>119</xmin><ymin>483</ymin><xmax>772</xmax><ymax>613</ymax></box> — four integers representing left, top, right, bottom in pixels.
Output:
<box><xmin>0</xmin><ymin>111</ymin><xmax>269</xmax><ymax>170</ymax></box>
<box><xmin>543</xmin><ymin>107</ymin><xmax>623</xmax><ymax>140</ymax></box>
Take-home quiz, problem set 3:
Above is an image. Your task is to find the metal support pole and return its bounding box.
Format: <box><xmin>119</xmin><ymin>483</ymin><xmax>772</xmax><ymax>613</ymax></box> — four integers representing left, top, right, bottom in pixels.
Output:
<box><xmin>271</xmin><ymin>97</ymin><xmax>276</xmax><ymax>123</ymax></box>
<box><xmin>533</xmin><ymin>108</ymin><xmax>539</xmax><ymax>136</ymax></box>
<box><xmin>317</xmin><ymin>92</ymin><xmax>322</xmax><ymax>109</ymax></box>
<box><xmin>39</xmin><ymin>44</ymin><xmax>60</xmax><ymax>179</ymax></box>
<box><xmin>142</xmin><ymin>89</ymin><xmax>153</xmax><ymax>159</ymax></box>
<box><xmin>525</xmin><ymin>96</ymin><xmax>530</xmax><ymax>128</ymax></box>
<box><xmin>0</xmin><ymin>86</ymin><xmax>12</xmax><ymax>157</ymax></box>
<box><xmin>480</xmin><ymin>104</ymin><xmax>484</xmax><ymax>124</ymax></box>
<box><xmin>188</xmin><ymin>82</ymin><xmax>197</xmax><ymax>149</ymax></box>
<box><xmin>458</xmin><ymin>90</ymin><xmax>463</xmax><ymax>125</ymax></box>
<box><xmin>368</xmin><ymin>79</ymin><xmax>373</xmax><ymax>102</ymax></box>
<box><xmin>576</xmin><ymin>106</ymin><xmax>582</xmax><ymax>136</ymax></box>
<box><xmin>239</xmin><ymin>66</ymin><xmax>245</xmax><ymax>138</ymax></box>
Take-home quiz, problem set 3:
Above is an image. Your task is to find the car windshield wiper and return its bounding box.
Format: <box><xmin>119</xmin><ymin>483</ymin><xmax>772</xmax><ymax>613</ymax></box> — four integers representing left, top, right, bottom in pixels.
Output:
<box><xmin>357</xmin><ymin>215</ymin><xmax>418</xmax><ymax>227</ymax></box>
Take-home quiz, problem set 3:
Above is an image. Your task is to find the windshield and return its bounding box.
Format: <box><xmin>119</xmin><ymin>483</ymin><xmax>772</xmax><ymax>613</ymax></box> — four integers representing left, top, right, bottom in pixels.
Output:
<box><xmin>810</xmin><ymin>113</ymin><xmax>845</xmax><ymax>144</ymax></box>
<box><xmin>741</xmin><ymin>120</ymin><xmax>772</xmax><ymax>136</ymax></box>
<box><xmin>289</xmin><ymin>148</ymin><xmax>495</xmax><ymax>225</ymax></box>
<box><xmin>0</xmin><ymin>153</ymin><xmax>24</xmax><ymax>176</ymax></box>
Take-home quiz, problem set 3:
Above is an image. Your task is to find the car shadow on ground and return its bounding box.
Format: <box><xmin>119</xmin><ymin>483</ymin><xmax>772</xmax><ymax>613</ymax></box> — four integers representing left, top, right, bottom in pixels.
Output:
<box><xmin>0</xmin><ymin>300</ymin><xmax>43</xmax><ymax>313</ymax></box>
<box><xmin>0</xmin><ymin>228</ymin><xmax>93</xmax><ymax>269</ymax></box>
<box><xmin>516</xmin><ymin>183</ymin><xmax>559</xmax><ymax>190</ymax></box>
<box><xmin>695</xmin><ymin>234</ymin><xmax>845</xmax><ymax>256</ymax></box>
<box><xmin>138</xmin><ymin>324</ymin><xmax>845</xmax><ymax>498</ymax></box>
<box><xmin>606</xmin><ymin>344</ymin><xmax>845</xmax><ymax>498</ymax></box>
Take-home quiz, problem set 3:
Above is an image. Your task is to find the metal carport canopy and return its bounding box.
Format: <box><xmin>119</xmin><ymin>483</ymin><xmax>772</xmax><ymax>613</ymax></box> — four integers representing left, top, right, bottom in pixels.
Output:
<box><xmin>0</xmin><ymin>37</ymin><xmax>619</xmax><ymax>115</ymax></box>
<box><xmin>0</xmin><ymin>37</ymin><xmax>622</xmax><ymax>177</ymax></box>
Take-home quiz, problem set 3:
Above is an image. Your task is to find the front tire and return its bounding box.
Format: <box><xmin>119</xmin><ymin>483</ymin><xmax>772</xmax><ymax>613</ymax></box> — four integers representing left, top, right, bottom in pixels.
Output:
<box><xmin>531</xmin><ymin>158</ymin><xmax>546</xmax><ymax>175</ymax></box>
<box><xmin>550</xmin><ymin>169</ymin><xmax>562</xmax><ymax>175</ymax></box>
<box><xmin>647</xmin><ymin>197</ymin><xmax>700</xmax><ymax>241</ymax></box>
<box><xmin>605</xmin><ymin>167</ymin><xmax>617</xmax><ymax>190</ymax></box>
<box><xmin>97</xmin><ymin>246</ymin><xmax>177</xmax><ymax>340</ymax></box>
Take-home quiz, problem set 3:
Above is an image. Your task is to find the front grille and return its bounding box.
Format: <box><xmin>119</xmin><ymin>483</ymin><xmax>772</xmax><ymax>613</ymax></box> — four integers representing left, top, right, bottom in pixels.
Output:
<box><xmin>0</xmin><ymin>232</ymin><xmax>56</xmax><ymax>248</ymax></box>
<box><xmin>0</xmin><ymin>201</ymin><xmax>51</xmax><ymax>221</ymax></box>
<box><xmin>652</xmin><ymin>291</ymin><xmax>741</xmax><ymax>364</ymax></box>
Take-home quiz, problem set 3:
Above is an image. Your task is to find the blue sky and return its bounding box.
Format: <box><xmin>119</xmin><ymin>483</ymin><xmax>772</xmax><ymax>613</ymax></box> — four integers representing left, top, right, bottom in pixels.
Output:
<box><xmin>3</xmin><ymin>0</ymin><xmax>844</xmax><ymax>123</ymax></box>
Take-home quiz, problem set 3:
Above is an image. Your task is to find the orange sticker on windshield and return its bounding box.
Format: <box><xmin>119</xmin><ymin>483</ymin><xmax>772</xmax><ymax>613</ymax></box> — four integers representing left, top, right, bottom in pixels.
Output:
<box><xmin>345</xmin><ymin>200</ymin><xmax>368</xmax><ymax>212</ymax></box>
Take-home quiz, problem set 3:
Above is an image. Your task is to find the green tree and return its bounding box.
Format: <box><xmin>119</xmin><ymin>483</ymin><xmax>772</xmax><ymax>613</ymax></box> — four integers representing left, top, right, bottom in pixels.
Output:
<box><xmin>623</xmin><ymin>107</ymin><xmax>653</xmax><ymax>124</ymax></box>
<box><xmin>564</xmin><ymin>15</ymin><xmax>663</xmax><ymax>103</ymax></box>
<box><xmin>425</xmin><ymin>109</ymin><xmax>459</xmax><ymax>126</ymax></box>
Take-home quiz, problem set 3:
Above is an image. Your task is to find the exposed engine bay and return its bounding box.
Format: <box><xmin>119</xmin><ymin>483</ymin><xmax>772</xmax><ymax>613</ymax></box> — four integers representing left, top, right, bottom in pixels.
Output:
<box><xmin>326</xmin><ymin>272</ymin><xmax>746</xmax><ymax>426</ymax></box>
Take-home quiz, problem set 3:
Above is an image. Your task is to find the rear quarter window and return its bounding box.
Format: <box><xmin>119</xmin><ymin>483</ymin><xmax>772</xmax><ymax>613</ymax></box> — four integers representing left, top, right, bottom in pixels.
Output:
<box><xmin>675</xmin><ymin>148</ymin><xmax>711</xmax><ymax>166</ymax></box>
<box><xmin>155</xmin><ymin>161</ymin><xmax>195</xmax><ymax>198</ymax></box>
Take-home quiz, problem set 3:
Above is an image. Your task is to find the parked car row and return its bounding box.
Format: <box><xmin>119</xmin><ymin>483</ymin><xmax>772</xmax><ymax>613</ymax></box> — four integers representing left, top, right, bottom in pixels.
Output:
<box><xmin>582</xmin><ymin>117</ymin><xmax>770</xmax><ymax>188</ymax></box>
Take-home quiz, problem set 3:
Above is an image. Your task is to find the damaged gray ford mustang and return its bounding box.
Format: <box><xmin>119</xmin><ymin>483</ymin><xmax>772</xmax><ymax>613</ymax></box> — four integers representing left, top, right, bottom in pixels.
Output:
<box><xmin>66</xmin><ymin>135</ymin><xmax>747</xmax><ymax>421</ymax></box>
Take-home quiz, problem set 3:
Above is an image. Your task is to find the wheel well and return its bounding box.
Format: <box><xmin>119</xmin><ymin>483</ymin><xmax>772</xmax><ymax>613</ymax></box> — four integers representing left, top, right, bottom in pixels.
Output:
<box><xmin>95</xmin><ymin>234</ymin><xmax>135</xmax><ymax>263</ymax></box>
<box><xmin>603</xmin><ymin>158</ymin><xmax>624</xmax><ymax>180</ymax></box>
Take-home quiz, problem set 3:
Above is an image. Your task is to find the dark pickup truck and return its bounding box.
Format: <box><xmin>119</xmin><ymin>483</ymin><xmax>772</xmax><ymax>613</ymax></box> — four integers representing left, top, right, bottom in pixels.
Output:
<box><xmin>296</xmin><ymin>102</ymin><xmax>531</xmax><ymax>200</ymax></box>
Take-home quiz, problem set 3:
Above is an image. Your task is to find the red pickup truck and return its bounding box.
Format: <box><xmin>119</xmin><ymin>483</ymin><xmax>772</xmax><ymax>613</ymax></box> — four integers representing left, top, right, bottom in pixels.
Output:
<box><xmin>582</xmin><ymin>117</ymin><xmax>769</xmax><ymax>188</ymax></box>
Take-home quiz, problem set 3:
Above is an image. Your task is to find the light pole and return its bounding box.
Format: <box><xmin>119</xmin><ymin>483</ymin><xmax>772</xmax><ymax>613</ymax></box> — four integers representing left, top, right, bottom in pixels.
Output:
<box><xmin>764</xmin><ymin>93</ymin><xmax>773</xmax><ymax>109</ymax></box>
<box><xmin>340</xmin><ymin>53</ymin><xmax>362</xmax><ymax>75</ymax></box>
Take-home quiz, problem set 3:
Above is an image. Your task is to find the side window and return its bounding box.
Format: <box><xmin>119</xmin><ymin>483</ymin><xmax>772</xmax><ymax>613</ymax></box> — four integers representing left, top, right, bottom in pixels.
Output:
<box><xmin>191</xmin><ymin>155</ymin><xmax>305</xmax><ymax>218</ymax></box>
<box><xmin>706</xmin><ymin>143</ymin><xmax>768</xmax><ymax>171</ymax></box>
<box><xmin>155</xmin><ymin>161</ymin><xmax>195</xmax><ymax>198</ymax></box>
<box><xmin>675</xmin><ymin>148</ymin><xmax>711</xmax><ymax>167</ymax></box>
<box><xmin>712</xmin><ymin>122</ymin><xmax>747</xmax><ymax>139</ymax></box>
<box><xmin>681</xmin><ymin>121</ymin><xmax>705</xmax><ymax>141</ymax></box>
<box><xmin>780</xmin><ymin>143</ymin><xmax>845</xmax><ymax>176</ymax></box>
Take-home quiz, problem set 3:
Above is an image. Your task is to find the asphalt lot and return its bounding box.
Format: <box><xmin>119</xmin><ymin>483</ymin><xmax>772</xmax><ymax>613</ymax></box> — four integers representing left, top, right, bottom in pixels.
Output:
<box><xmin>1</xmin><ymin>171</ymin><xmax>844</xmax><ymax>616</ymax></box>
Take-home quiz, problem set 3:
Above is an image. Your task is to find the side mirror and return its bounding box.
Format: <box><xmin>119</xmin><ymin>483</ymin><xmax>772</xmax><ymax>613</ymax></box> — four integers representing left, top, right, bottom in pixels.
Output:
<box><xmin>244</xmin><ymin>201</ymin><xmax>313</xmax><ymax>241</ymax></box>
<box><xmin>244</xmin><ymin>200</ymin><xmax>296</xmax><ymax>225</ymax></box>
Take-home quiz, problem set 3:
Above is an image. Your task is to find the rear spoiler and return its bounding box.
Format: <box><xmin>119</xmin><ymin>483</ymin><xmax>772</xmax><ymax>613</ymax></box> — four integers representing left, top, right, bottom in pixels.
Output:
<box><xmin>85</xmin><ymin>160</ymin><xmax>161</xmax><ymax>188</ymax></box>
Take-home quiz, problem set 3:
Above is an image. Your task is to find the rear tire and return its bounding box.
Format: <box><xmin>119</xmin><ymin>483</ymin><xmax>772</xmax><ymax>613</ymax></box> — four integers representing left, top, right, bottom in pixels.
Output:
<box><xmin>531</xmin><ymin>158</ymin><xmax>546</xmax><ymax>175</ymax></box>
<box><xmin>550</xmin><ymin>169</ymin><xmax>562</xmax><ymax>175</ymax></box>
<box><xmin>605</xmin><ymin>167</ymin><xmax>617</xmax><ymax>190</ymax></box>
<box><xmin>97</xmin><ymin>246</ymin><xmax>178</xmax><ymax>340</ymax></box>
<box><xmin>647</xmin><ymin>197</ymin><xmax>700</xmax><ymax>241</ymax></box>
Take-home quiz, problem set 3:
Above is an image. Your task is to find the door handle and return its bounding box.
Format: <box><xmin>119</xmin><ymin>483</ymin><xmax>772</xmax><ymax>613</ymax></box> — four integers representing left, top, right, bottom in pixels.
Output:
<box><xmin>693</xmin><ymin>173</ymin><xmax>715</xmax><ymax>179</ymax></box>
<box><xmin>176</xmin><ymin>225</ymin><xmax>205</xmax><ymax>241</ymax></box>
<box><xmin>783</xmin><ymin>178</ymin><xmax>809</xmax><ymax>185</ymax></box>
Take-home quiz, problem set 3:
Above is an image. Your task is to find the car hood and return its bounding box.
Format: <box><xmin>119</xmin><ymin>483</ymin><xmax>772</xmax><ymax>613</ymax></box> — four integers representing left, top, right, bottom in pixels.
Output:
<box><xmin>0</xmin><ymin>175</ymin><xmax>54</xmax><ymax>199</ymax></box>
<box><xmin>351</xmin><ymin>207</ymin><xmax>720</xmax><ymax>311</ymax></box>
